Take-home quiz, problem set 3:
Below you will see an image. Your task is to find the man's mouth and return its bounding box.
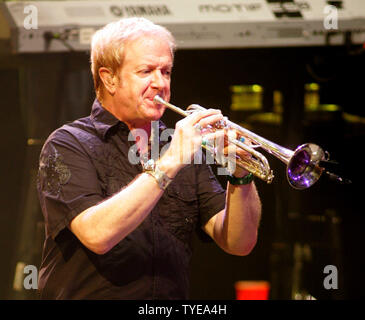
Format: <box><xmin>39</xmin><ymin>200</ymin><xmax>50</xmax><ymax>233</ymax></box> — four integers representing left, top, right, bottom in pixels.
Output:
<box><xmin>144</xmin><ymin>97</ymin><xmax>164</xmax><ymax>111</ymax></box>
<box><xmin>147</xmin><ymin>95</ymin><xmax>164</xmax><ymax>105</ymax></box>
<box><xmin>146</xmin><ymin>95</ymin><xmax>157</xmax><ymax>101</ymax></box>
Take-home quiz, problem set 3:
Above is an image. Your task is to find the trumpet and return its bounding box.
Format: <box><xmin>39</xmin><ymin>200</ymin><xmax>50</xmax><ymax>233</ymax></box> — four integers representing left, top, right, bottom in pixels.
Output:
<box><xmin>154</xmin><ymin>95</ymin><xmax>330</xmax><ymax>190</ymax></box>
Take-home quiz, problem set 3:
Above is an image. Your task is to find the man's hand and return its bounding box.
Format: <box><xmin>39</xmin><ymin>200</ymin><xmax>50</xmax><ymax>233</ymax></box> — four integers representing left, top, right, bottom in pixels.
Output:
<box><xmin>158</xmin><ymin>108</ymin><xmax>224</xmax><ymax>177</ymax></box>
<box><xmin>215</xmin><ymin>129</ymin><xmax>253</xmax><ymax>178</ymax></box>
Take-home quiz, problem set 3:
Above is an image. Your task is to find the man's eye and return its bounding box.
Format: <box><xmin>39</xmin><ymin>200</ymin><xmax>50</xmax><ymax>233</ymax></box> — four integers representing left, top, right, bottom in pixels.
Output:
<box><xmin>138</xmin><ymin>69</ymin><xmax>151</xmax><ymax>75</ymax></box>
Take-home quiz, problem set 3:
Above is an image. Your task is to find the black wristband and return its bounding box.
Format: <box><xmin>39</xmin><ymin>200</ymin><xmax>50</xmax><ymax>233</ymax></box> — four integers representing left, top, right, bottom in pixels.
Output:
<box><xmin>227</xmin><ymin>172</ymin><xmax>254</xmax><ymax>185</ymax></box>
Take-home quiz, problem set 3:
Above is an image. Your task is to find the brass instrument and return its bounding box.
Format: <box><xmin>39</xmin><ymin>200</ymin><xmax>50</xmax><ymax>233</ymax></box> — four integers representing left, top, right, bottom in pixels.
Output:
<box><xmin>154</xmin><ymin>95</ymin><xmax>332</xmax><ymax>190</ymax></box>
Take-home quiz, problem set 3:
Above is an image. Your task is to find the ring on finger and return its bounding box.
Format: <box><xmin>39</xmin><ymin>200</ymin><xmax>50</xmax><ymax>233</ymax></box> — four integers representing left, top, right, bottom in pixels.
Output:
<box><xmin>194</xmin><ymin>123</ymin><xmax>203</xmax><ymax>133</ymax></box>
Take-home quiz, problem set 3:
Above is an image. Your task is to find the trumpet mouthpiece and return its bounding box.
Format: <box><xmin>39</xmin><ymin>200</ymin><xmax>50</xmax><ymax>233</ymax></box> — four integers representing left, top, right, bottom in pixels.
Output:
<box><xmin>154</xmin><ymin>95</ymin><xmax>164</xmax><ymax>104</ymax></box>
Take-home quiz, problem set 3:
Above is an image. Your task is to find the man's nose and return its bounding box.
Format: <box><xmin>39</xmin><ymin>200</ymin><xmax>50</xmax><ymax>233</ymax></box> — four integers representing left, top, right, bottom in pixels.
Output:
<box><xmin>151</xmin><ymin>70</ymin><xmax>165</xmax><ymax>89</ymax></box>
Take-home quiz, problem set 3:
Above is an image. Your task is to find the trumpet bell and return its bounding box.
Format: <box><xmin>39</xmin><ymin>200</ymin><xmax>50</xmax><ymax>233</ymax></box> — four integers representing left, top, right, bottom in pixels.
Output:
<box><xmin>287</xmin><ymin>143</ymin><xmax>326</xmax><ymax>190</ymax></box>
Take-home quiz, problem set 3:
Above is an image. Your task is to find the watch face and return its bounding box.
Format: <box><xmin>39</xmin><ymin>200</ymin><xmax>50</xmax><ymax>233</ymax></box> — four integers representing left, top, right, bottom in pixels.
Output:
<box><xmin>143</xmin><ymin>159</ymin><xmax>155</xmax><ymax>171</ymax></box>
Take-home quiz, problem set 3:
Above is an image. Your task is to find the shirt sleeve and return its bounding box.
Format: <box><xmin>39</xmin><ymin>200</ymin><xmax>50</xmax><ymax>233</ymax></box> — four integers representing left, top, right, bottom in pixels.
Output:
<box><xmin>195</xmin><ymin>163</ymin><xmax>226</xmax><ymax>228</ymax></box>
<box><xmin>37</xmin><ymin>128</ymin><xmax>104</xmax><ymax>240</ymax></box>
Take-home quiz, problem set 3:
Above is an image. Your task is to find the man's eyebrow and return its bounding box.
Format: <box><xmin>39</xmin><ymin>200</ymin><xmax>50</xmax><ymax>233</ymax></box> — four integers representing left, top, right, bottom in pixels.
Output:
<box><xmin>136</xmin><ymin>63</ymin><xmax>173</xmax><ymax>69</ymax></box>
<box><xmin>163</xmin><ymin>62</ymin><xmax>174</xmax><ymax>69</ymax></box>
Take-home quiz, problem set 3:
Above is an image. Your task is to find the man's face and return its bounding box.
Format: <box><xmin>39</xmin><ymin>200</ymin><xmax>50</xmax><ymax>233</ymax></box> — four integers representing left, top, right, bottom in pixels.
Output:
<box><xmin>113</xmin><ymin>35</ymin><xmax>173</xmax><ymax>128</ymax></box>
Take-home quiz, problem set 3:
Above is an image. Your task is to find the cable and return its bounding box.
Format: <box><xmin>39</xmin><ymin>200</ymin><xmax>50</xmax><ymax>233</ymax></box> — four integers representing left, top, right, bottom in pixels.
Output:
<box><xmin>43</xmin><ymin>31</ymin><xmax>75</xmax><ymax>52</ymax></box>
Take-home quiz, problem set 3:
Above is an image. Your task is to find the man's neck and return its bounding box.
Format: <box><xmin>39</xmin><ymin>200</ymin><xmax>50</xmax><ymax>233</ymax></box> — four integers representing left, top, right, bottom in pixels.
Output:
<box><xmin>99</xmin><ymin>95</ymin><xmax>152</xmax><ymax>137</ymax></box>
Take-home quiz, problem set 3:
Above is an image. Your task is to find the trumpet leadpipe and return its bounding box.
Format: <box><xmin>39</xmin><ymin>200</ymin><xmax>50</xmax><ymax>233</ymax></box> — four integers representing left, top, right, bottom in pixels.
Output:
<box><xmin>154</xmin><ymin>95</ymin><xmax>189</xmax><ymax>117</ymax></box>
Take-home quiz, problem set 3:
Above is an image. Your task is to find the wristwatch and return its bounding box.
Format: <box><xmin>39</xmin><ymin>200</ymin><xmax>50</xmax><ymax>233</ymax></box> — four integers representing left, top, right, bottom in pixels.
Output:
<box><xmin>143</xmin><ymin>159</ymin><xmax>172</xmax><ymax>190</ymax></box>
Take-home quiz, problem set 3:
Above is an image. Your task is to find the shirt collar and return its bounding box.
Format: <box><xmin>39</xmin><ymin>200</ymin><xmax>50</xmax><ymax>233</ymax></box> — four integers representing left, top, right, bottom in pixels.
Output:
<box><xmin>90</xmin><ymin>99</ymin><xmax>168</xmax><ymax>140</ymax></box>
<box><xmin>90</xmin><ymin>99</ymin><xmax>124</xmax><ymax>140</ymax></box>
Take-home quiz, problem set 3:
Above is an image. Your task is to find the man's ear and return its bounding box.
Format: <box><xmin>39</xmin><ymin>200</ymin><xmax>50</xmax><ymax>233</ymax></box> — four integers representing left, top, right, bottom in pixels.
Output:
<box><xmin>99</xmin><ymin>67</ymin><xmax>118</xmax><ymax>95</ymax></box>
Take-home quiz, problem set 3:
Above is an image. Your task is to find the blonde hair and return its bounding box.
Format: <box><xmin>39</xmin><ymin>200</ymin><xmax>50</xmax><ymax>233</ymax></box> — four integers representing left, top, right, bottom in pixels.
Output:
<box><xmin>90</xmin><ymin>17</ymin><xmax>176</xmax><ymax>100</ymax></box>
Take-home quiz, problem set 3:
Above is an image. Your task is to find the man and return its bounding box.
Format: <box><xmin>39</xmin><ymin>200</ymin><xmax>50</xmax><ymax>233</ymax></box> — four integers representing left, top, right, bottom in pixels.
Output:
<box><xmin>37</xmin><ymin>17</ymin><xmax>261</xmax><ymax>299</ymax></box>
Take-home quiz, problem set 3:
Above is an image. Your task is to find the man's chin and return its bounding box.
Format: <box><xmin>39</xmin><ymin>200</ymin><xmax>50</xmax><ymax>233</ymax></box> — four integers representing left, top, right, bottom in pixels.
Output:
<box><xmin>139</xmin><ymin>101</ymin><xmax>166</xmax><ymax>122</ymax></box>
<box><xmin>148</xmin><ymin>107</ymin><xmax>165</xmax><ymax>120</ymax></box>
<box><xmin>149</xmin><ymin>113</ymin><xmax>164</xmax><ymax>122</ymax></box>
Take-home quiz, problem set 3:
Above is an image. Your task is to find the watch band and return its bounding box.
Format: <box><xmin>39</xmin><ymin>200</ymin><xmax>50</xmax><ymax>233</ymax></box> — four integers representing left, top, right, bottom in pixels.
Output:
<box><xmin>227</xmin><ymin>172</ymin><xmax>254</xmax><ymax>185</ymax></box>
<box><xmin>143</xmin><ymin>159</ymin><xmax>172</xmax><ymax>190</ymax></box>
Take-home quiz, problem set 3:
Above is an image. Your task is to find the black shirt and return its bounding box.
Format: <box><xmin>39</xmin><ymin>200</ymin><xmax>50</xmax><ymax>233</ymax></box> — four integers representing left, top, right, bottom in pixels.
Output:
<box><xmin>37</xmin><ymin>99</ymin><xmax>226</xmax><ymax>299</ymax></box>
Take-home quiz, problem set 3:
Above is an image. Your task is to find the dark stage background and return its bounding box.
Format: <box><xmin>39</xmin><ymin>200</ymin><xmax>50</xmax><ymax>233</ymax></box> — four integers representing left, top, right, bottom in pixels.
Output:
<box><xmin>0</xmin><ymin>44</ymin><xmax>364</xmax><ymax>299</ymax></box>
